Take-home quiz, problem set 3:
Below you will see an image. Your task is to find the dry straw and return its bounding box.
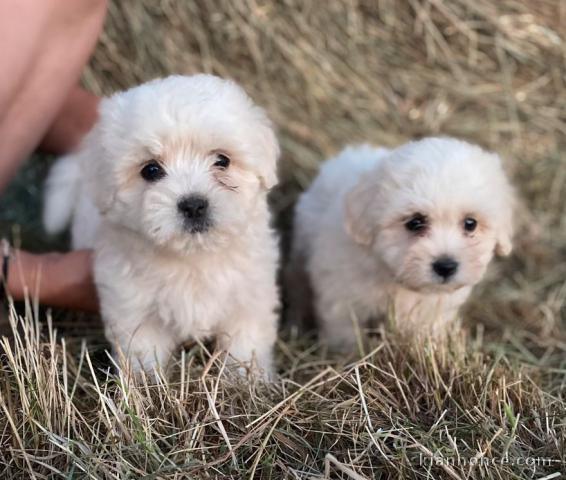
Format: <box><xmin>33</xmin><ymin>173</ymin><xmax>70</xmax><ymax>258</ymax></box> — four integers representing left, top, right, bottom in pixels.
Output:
<box><xmin>2</xmin><ymin>0</ymin><xmax>566</xmax><ymax>478</ymax></box>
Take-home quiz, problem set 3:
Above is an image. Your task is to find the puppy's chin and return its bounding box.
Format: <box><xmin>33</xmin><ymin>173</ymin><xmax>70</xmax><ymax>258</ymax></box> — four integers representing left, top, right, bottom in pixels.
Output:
<box><xmin>395</xmin><ymin>275</ymin><xmax>469</xmax><ymax>295</ymax></box>
<box><xmin>181</xmin><ymin>218</ymin><xmax>213</xmax><ymax>236</ymax></box>
<box><xmin>144</xmin><ymin>224</ymin><xmax>229</xmax><ymax>256</ymax></box>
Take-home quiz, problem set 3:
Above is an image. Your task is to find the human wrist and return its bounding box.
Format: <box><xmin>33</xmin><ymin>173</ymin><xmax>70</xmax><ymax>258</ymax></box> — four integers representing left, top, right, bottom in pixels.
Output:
<box><xmin>4</xmin><ymin>249</ymin><xmax>96</xmax><ymax>311</ymax></box>
<box><xmin>5</xmin><ymin>249</ymin><xmax>38</xmax><ymax>300</ymax></box>
<box><xmin>5</xmin><ymin>250</ymin><xmax>61</xmax><ymax>301</ymax></box>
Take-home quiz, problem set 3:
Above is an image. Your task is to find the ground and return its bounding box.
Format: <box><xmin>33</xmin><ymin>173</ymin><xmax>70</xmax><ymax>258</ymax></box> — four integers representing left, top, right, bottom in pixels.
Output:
<box><xmin>1</xmin><ymin>1</ymin><xmax>565</xmax><ymax>478</ymax></box>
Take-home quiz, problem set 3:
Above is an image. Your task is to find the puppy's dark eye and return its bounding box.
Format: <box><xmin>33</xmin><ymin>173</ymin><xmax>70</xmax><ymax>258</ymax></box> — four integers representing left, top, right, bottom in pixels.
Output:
<box><xmin>213</xmin><ymin>153</ymin><xmax>230</xmax><ymax>169</ymax></box>
<box><xmin>140</xmin><ymin>161</ymin><xmax>166</xmax><ymax>182</ymax></box>
<box><xmin>463</xmin><ymin>217</ymin><xmax>477</xmax><ymax>232</ymax></box>
<box><xmin>405</xmin><ymin>213</ymin><xmax>428</xmax><ymax>233</ymax></box>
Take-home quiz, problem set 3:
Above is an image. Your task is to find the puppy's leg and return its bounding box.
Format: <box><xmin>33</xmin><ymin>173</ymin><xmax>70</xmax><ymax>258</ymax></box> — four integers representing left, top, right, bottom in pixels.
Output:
<box><xmin>218</xmin><ymin>308</ymin><xmax>277</xmax><ymax>380</ymax></box>
<box><xmin>96</xmin><ymin>236</ymin><xmax>178</xmax><ymax>376</ymax></box>
<box><xmin>107</xmin><ymin>320</ymin><xmax>177</xmax><ymax>376</ymax></box>
<box><xmin>316</xmin><ymin>293</ymin><xmax>363</xmax><ymax>352</ymax></box>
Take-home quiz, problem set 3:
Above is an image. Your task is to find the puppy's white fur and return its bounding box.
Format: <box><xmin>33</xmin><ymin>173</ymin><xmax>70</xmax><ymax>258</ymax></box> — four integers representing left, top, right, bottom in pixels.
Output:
<box><xmin>44</xmin><ymin>75</ymin><xmax>280</xmax><ymax>377</ymax></box>
<box><xmin>291</xmin><ymin>138</ymin><xmax>514</xmax><ymax>348</ymax></box>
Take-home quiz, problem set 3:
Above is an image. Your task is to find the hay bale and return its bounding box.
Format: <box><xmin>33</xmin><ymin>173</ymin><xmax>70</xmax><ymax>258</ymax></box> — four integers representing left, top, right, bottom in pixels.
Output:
<box><xmin>86</xmin><ymin>1</ymin><xmax>566</xmax><ymax>178</ymax></box>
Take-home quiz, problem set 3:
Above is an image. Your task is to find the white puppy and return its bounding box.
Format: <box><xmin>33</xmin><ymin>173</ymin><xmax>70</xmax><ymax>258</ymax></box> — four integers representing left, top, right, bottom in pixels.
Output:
<box><xmin>290</xmin><ymin>137</ymin><xmax>514</xmax><ymax>348</ymax></box>
<box><xmin>44</xmin><ymin>75</ymin><xmax>280</xmax><ymax>377</ymax></box>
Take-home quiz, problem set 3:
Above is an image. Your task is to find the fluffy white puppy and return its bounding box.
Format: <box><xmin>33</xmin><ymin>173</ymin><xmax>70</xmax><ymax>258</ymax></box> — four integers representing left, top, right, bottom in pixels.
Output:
<box><xmin>43</xmin><ymin>75</ymin><xmax>280</xmax><ymax>377</ymax></box>
<box><xmin>290</xmin><ymin>137</ymin><xmax>514</xmax><ymax>348</ymax></box>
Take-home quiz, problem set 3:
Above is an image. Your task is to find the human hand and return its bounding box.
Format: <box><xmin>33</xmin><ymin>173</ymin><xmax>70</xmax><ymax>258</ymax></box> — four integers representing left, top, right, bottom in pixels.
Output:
<box><xmin>5</xmin><ymin>248</ymin><xmax>98</xmax><ymax>312</ymax></box>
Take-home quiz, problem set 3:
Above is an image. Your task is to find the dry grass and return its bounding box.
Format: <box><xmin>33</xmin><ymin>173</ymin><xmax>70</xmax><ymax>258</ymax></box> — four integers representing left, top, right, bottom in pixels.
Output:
<box><xmin>1</xmin><ymin>0</ymin><xmax>566</xmax><ymax>478</ymax></box>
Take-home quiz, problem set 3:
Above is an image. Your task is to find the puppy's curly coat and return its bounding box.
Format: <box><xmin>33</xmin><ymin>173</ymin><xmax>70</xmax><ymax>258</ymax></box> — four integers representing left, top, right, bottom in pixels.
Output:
<box><xmin>44</xmin><ymin>75</ymin><xmax>280</xmax><ymax>377</ymax></box>
<box><xmin>290</xmin><ymin>138</ymin><xmax>514</xmax><ymax>348</ymax></box>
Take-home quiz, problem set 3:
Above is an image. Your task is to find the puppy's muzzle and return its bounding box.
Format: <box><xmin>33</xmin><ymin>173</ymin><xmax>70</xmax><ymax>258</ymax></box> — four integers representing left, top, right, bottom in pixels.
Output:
<box><xmin>432</xmin><ymin>256</ymin><xmax>458</xmax><ymax>282</ymax></box>
<box><xmin>177</xmin><ymin>195</ymin><xmax>211</xmax><ymax>233</ymax></box>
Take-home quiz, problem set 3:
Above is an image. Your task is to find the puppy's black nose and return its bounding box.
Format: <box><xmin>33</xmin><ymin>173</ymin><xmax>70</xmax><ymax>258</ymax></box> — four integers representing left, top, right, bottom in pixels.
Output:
<box><xmin>432</xmin><ymin>257</ymin><xmax>459</xmax><ymax>280</ymax></box>
<box><xmin>177</xmin><ymin>195</ymin><xmax>209</xmax><ymax>221</ymax></box>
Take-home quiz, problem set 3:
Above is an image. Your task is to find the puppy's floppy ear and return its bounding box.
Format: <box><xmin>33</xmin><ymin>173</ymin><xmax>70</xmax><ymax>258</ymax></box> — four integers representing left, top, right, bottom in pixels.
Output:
<box><xmin>344</xmin><ymin>176</ymin><xmax>377</xmax><ymax>246</ymax></box>
<box><xmin>494</xmin><ymin>194</ymin><xmax>514</xmax><ymax>257</ymax></box>
<box><xmin>255</xmin><ymin>122</ymin><xmax>280</xmax><ymax>189</ymax></box>
<box><xmin>494</xmin><ymin>165</ymin><xmax>515</xmax><ymax>257</ymax></box>
<box><xmin>495</xmin><ymin>231</ymin><xmax>512</xmax><ymax>256</ymax></box>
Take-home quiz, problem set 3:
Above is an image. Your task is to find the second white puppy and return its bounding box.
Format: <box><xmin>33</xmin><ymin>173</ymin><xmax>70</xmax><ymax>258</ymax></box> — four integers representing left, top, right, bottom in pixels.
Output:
<box><xmin>291</xmin><ymin>137</ymin><xmax>514</xmax><ymax>348</ymax></box>
<box><xmin>44</xmin><ymin>75</ymin><xmax>280</xmax><ymax>377</ymax></box>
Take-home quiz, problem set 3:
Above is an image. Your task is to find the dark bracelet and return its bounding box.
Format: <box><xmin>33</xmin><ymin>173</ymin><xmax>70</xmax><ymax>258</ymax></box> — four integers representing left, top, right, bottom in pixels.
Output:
<box><xmin>1</xmin><ymin>239</ymin><xmax>10</xmax><ymax>304</ymax></box>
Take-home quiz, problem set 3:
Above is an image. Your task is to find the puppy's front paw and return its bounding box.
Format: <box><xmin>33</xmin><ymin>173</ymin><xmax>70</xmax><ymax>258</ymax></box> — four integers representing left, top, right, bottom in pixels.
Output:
<box><xmin>221</xmin><ymin>355</ymin><xmax>275</xmax><ymax>383</ymax></box>
<box><xmin>109</xmin><ymin>321</ymin><xmax>176</xmax><ymax>379</ymax></box>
